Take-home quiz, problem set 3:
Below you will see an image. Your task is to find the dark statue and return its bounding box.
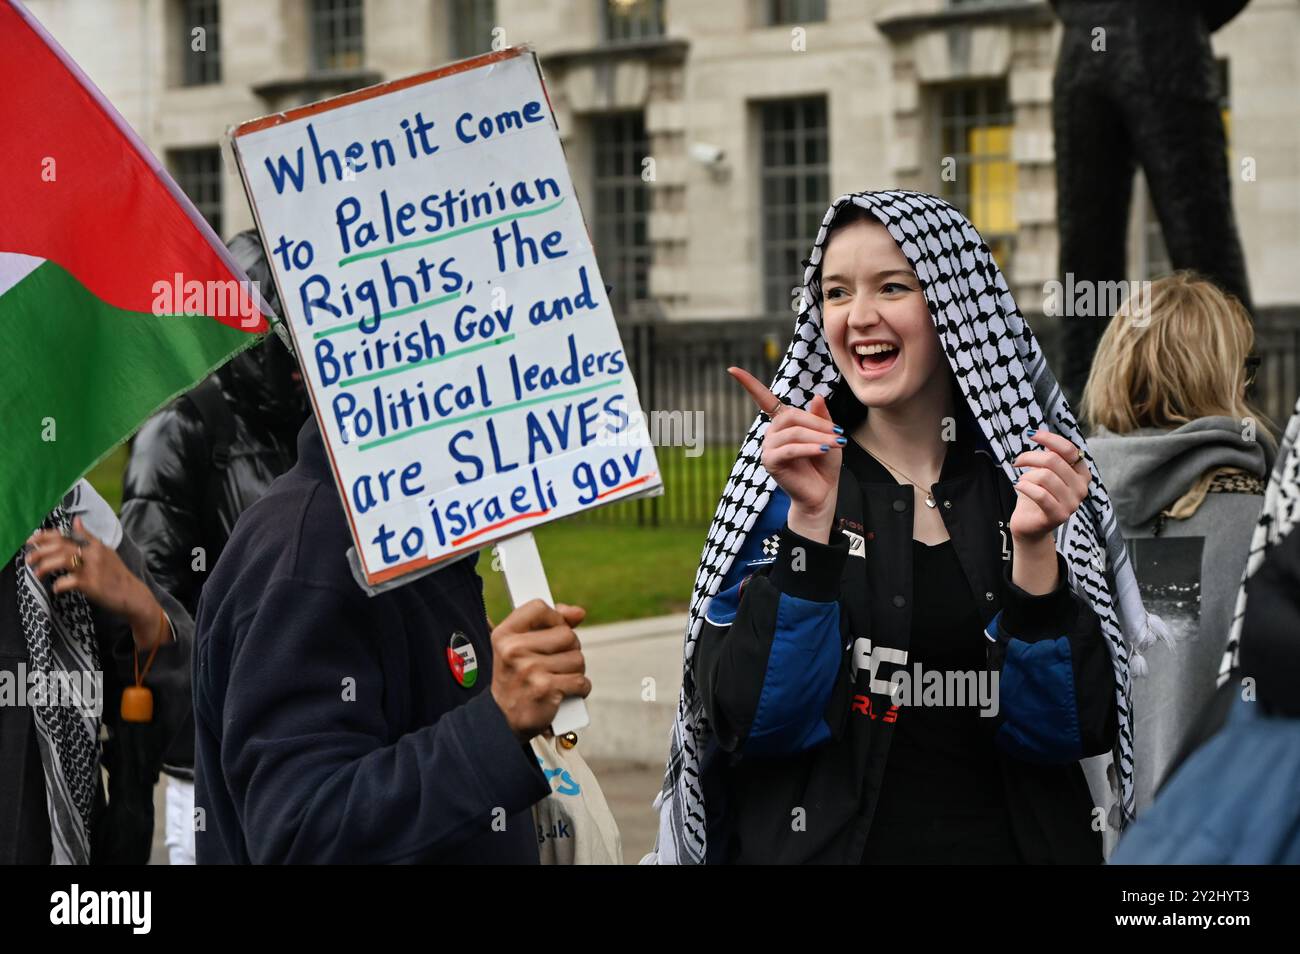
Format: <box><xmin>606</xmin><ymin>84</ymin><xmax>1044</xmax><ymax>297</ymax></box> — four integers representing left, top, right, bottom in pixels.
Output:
<box><xmin>1050</xmin><ymin>0</ymin><xmax>1254</xmax><ymax>402</ymax></box>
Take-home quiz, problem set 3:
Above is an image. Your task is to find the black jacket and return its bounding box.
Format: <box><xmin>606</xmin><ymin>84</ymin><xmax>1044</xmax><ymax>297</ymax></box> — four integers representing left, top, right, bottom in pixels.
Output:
<box><xmin>695</xmin><ymin>404</ymin><xmax>1118</xmax><ymax>864</ymax></box>
<box><xmin>194</xmin><ymin>416</ymin><xmax>550</xmax><ymax>864</ymax></box>
<box><xmin>121</xmin><ymin>333</ymin><xmax>307</xmax><ymax>776</ymax></box>
<box><xmin>122</xmin><ymin>334</ymin><xmax>307</xmax><ymax>618</ymax></box>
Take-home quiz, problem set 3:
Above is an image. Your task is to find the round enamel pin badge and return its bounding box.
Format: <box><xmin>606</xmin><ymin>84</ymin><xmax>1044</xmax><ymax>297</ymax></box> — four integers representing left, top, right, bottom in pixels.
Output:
<box><xmin>446</xmin><ymin>632</ymin><xmax>478</xmax><ymax>688</ymax></box>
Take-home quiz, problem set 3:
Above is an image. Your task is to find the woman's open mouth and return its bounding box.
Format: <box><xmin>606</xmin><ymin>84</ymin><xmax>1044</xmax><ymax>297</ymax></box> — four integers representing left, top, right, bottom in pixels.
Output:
<box><xmin>852</xmin><ymin>342</ymin><xmax>900</xmax><ymax>378</ymax></box>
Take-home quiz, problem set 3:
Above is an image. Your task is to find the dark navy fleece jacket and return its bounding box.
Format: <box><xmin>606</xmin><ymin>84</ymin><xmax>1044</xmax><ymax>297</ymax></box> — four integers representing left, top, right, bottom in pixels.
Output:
<box><xmin>194</xmin><ymin>417</ymin><xmax>549</xmax><ymax>863</ymax></box>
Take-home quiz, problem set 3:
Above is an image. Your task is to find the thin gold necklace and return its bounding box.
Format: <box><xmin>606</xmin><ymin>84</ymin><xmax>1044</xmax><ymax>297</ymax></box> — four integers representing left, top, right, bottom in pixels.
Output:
<box><xmin>857</xmin><ymin>442</ymin><xmax>937</xmax><ymax>508</ymax></box>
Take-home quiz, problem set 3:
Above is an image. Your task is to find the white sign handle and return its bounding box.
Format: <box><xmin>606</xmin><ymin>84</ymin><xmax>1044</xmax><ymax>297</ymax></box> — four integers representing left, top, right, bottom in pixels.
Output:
<box><xmin>494</xmin><ymin>531</ymin><xmax>590</xmax><ymax>736</ymax></box>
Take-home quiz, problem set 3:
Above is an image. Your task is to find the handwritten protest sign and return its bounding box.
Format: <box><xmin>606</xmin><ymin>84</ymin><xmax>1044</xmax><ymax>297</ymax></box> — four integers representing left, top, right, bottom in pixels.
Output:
<box><xmin>231</xmin><ymin>47</ymin><xmax>662</xmax><ymax>592</ymax></box>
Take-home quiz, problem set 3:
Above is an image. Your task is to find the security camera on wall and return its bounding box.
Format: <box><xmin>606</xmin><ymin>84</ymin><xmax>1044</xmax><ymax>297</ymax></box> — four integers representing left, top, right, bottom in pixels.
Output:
<box><xmin>689</xmin><ymin>141</ymin><xmax>725</xmax><ymax>165</ymax></box>
<box><xmin>689</xmin><ymin>141</ymin><xmax>728</xmax><ymax>181</ymax></box>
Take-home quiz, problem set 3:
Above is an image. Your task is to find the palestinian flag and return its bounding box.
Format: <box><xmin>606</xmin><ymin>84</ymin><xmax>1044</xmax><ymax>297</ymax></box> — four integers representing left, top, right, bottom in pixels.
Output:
<box><xmin>0</xmin><ymin>0</ymin><xmax>268</xmax><ymax>563</ymax></box>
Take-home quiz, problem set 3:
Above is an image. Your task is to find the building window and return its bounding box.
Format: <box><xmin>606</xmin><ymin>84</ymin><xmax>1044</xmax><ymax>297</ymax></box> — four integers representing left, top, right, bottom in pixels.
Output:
<box><xmin>759</xmin><ymin>96</ymin><xmax>829</xmax><ymax>316</ymax></box>
<box><xmin>764</xmin><ymin>0</ymin><xmax>825</xmax><ymax>25</ymax></box>
<box><xmin>311</xmin><ymin>0</ymin><xmax>364</xmax><ymax>73</ymax></box>
<box><xmin>936</xmin><ymin>81</ymin><xmax>1016</xmax><ymax>274</ymax></box>
<box><xmin>602</xmin><ymin>0</ymin><xmax>664</xmax><ymax>43</ymax></box>
<box><xmin>449</xmin><ymin>0</ymin><xmax>496</xmax><ymax>59</ymax></box>
<box><xmin>179</xmin><ymin>0</ymin><xmax>221</xmax><ymax>86</ymax></box>
<box><xmin>592</xmin><ymin>113</ymin><xmax>651</xmax><ymax>318</ymax></box>
<box><xmin>170</xmin><ymin>147</ymin><xmax>224</xmax><ymax>238</ymax></box>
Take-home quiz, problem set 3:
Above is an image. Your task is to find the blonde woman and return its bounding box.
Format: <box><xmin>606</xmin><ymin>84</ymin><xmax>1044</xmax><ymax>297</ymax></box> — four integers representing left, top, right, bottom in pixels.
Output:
<box><xmin>1082</xmin><ymin>271</ymin><xmax>1276</xmax><ymax>826</ymax></box>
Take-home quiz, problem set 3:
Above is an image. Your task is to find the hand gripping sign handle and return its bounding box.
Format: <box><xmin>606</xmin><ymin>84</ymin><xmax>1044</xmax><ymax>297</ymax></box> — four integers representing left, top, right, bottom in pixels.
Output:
<box><xmin>494</xmin><ymin>531</ymin><xmax>591</xmax><ymax>736</ymax></box>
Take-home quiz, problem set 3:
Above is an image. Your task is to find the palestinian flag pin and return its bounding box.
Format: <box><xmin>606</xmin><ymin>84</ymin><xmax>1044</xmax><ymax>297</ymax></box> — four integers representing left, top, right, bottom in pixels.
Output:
<box><xmin>446</xmin><ymin>632</ymin><xmax>478</xmax><ymax>688</ymax></box>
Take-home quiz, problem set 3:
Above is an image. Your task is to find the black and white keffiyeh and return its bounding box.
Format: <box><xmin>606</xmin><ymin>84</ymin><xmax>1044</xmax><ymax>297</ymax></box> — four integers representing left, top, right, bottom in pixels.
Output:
<box><xmin>1219</xmin><ymin>394</ymin><xmax>1300</xmax><ymax>683</ymax></box>
<box><xmin>650</xmin><ymin>190</ymin><xmax>1157</xmax><ymax>864</ymax></box>
<box><xmin>14</xmin><ymin>491</ymin><xmax>104</xmax><ymax>864</ymax></box>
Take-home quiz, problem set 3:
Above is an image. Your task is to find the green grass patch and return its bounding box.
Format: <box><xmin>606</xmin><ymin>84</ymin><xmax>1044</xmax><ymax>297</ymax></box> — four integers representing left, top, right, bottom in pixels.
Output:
<box><xmin>85</xmin><ymin>443</ymin><xmax>129</xmax><ymax>512</ymax></box>
<box><xmin>571</xmin><ymin>444</ymin><xmax>737</xmax><ymax>527</ymax></box>
<box><xmin>480</xmin><ymin>519</ymin><xmax>709</xmax><ymax>626</ymax></box>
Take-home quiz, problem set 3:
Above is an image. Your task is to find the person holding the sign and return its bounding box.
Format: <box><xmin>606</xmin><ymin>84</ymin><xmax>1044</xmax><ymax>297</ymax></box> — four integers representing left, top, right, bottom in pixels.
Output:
<box><xmin>193</xmin><ymin>414</ymin><xmax>591</xmax><ymax>864</ymax></box>
<box><xmin>653</xmin><ymin>192</ymin><xmax>1153</xmax><ymax>865</ymax></box>
<box><xmin>214</xmin><ymin>48</ymin><xmax>653</xmax><ymax>863</ymax></box>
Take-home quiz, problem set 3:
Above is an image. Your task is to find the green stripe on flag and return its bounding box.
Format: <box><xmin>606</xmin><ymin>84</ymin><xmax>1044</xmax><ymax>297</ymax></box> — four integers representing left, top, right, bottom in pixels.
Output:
<box><xmin>0</xmin><ymin>259</ymin><xmax>259</xmax><ymax>562</ymax></box>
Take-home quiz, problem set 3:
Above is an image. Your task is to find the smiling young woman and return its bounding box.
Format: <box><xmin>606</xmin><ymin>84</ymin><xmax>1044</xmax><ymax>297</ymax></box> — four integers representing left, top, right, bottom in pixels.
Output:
<box><xmin>653</xmin><ymin>191</ymin><xmax>1151</xmax><ymax>866</ymax></box>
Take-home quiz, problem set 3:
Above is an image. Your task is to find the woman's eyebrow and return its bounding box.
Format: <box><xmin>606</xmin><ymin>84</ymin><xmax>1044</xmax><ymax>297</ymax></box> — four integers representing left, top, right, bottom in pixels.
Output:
<box><xmin>822</xmin><ymin>268</ymin><xmax>915</xmax><ymax>284</ymax></box>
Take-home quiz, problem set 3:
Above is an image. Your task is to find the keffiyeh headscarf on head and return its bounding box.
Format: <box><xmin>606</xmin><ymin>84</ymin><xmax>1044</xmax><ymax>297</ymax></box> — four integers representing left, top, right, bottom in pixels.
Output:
<box><xmin>650</xmin><ymin>190</ymin><xmax>1158</xmax><ymax>865</ymax></box>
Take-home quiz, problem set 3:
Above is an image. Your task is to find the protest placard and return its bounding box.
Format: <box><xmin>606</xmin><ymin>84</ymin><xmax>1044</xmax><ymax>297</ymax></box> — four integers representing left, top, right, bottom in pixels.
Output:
<box><xmin>232</xmin><ymin>47</ymin><xmax>662</xmax><ymax>593</ymax></box>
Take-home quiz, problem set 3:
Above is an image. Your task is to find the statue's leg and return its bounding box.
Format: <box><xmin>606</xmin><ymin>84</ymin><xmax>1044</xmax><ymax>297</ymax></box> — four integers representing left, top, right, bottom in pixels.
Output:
<box><xmin>1054</xmin><ymin>63</ymin><xmax>1137</xmax><ymax>405</ymax></box>
<box><xmin>1131</xmin><ymin>91</ymin><xmax>1254</xmax><ymax>314</ymax></box>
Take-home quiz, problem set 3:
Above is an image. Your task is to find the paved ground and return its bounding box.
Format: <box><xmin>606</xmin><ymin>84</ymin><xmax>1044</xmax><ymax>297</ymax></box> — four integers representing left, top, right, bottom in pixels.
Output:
<box><xmin>150</xmin><ymin>758</ymin><xmax>664</xmax><ymax>864</ymax></box>
<box><xmin>149</xmin><ymin>780</ymin><xmax>167</xmax><ymax>864</ymax></box>
<box><xmin>563</xmin><ymin>612</ymin><xmax>686</xmax><ymax>764</ymax></box>
<box><xmin>585</xmin><ymin>758</ymin><xmax>664</xmax><ymax>863</ymax></box>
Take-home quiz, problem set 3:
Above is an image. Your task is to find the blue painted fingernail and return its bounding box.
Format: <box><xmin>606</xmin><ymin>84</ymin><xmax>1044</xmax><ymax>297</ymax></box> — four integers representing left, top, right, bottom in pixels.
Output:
<box><xmin>835</xmin><ymin>437</ymin><xmax>847</xmax><ymax>445</ymax></box>
<box><xmin>820</xmin><ymin>444</ymin><xmax>830</xmax><ymax>452</ymax></box>
<box><xmin>1027</xmin><ymin>428</ymin><xmax>1039</xmax><ymax>438</ymax></box>
<box><xmin>833</xmin><ymin>425</ymin><xmax>844</xmax><ymax>434</ymax></box>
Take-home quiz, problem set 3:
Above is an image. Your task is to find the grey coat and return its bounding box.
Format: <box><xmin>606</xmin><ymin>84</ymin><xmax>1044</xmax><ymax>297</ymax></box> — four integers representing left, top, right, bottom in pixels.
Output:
<box><xmin>1083</xmin><ymin>417</ymin><xmax>1274</xmax><ymax>847</ymax></box>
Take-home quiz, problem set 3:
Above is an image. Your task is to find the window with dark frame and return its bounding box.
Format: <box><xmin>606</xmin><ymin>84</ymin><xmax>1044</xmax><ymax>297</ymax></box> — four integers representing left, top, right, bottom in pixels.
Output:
<box><xmin>449</xmin><ymin>0</ymin><xmax>497</xmax><ymax>60</ymax></box>
<box><xmin>592</xmin><ymin>112</ymin><xmax>651</xmax><ymax>318</ymax></box>
<box><xmin>764</xmin><ymin>0</ymin><xmax>826</xmax><ymax>26</ymax></box>
<box><xmin>602</xmin><ymin>0</ymin><xmax>664</xmax><ymax>43</ymax></box>
<box><xmin>170</xmin><ymin>146</ymin><xmax>224</xmax><ymax>238</ymax></box>
<box><xmin>180</xmin><ymin>0</ymin><xmax>221</xmax><ymax>86</ymax></box>
<box><xmin>310</xmin><ymin>0</ymin><xmax>364</xmax><ymax>73</ymax></box>
<box><xmin>759</xmin><ymin>96</ymin><xmax>829</xmax><ymax>316</ymax></box>
<box><xmin>936</xmin><ymin>81</ymin><xmax>1016</xmax><ymax>275</ymax></box>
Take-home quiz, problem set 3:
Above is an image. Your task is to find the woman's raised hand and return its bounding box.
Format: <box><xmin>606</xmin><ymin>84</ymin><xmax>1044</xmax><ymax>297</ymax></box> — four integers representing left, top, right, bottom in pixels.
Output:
<box><xmin>728</xmin><ymin>367</ymin><xmax>843</xmax><ymax>543</ymax></box>
<box><xmin>1009</xmin><ymin>426</ymin><xmax>1092</xmax><ymax>541</ymax></box>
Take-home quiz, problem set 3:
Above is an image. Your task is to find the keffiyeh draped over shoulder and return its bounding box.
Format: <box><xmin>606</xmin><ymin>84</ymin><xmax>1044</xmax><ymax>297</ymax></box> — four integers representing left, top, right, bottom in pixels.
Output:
<box><xmin>648</xmin><ymin>190</ymin><xmax>1158</xmax><ymax>864</ymax></box>
<box><xmin>1219</xmin><ymin>393</ymin><xmax>1300</xmax><ymax>683</ymax></box>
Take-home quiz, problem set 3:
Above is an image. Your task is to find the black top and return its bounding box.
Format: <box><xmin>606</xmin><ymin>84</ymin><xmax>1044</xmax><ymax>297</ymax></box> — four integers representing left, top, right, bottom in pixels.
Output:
<box><xmin>0</xmin><ymin>560</ymin><xmax>54</xmax><ymax>863</ymax></box>
<box><xmin>842</xmin><ymin>440</ymin><xmax>1021</xmax><ymax>864</ymax></box>
<box><xmin>860</xmin><ymin>538</ymin><xmax>1021</xmax><ymax>864</ymax></box>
